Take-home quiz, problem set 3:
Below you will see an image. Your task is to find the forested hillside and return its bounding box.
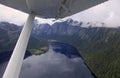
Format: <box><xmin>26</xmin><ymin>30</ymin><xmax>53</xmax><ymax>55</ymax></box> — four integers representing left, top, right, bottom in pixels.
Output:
<box><xmin>32</xmin><ymin>20</ymin><xmax>120</xmax><ymax>78</ymax></box>
<box><xmin>0</xmin><ymin>20</ymin><xmax>120</xmax><ymax>78</ymax></box>
<box><xmin>0</xmin><ymin>22</ymin><xmax>48</xmax><ymax>54</ymax></box>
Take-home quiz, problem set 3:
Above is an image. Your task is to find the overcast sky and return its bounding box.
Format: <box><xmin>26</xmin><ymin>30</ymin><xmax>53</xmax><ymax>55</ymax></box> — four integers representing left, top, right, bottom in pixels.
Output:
<box><xmin>0</xmin><ymin>0</ymin><xmax>120</xmax><ymax>27</ymax></box>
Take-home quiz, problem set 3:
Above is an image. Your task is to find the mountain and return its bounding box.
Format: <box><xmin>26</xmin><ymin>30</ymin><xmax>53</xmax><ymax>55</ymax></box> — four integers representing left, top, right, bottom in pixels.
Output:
<box><xmin>32</xmin><ymin>19</ymin><xmax>120</xmax><ymax>78</ymax></box>
<box><xmin>0</xmin><ymin>22</ymin><xmax>48</xmax><ymax>54</ymax></box>
<box><xmin>0</xmin><ymin>19</ymin><xmax>120</xmax><ymax>78</ymax></box>
<box><xmin>0</xmin><ymin>22</ymin><xmax>20</xmax><ymax>52</ymax></box>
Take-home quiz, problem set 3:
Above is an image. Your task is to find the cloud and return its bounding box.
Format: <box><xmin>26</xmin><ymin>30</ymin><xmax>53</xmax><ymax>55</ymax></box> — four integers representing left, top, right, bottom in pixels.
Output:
<box><xmin>65</xmin><ymin>0</ymin><xmax>120</xmax><ymax>27</ymax></box>
<box><xmin>19</xmin><ymin>50</ymin><xmax>94</xmax><ymax>78</ymax></box>
<box><xmin>0</xmin><ymin>0</ymin><xmax>120</xmax><ymax>27</ymax></box>
<box><xmin>0</xmin><ymin>4</ymin><xmax>54</xmax><ymax>26</ymax></box>
<box><xmin>105</xmin><ymin>12</ymin><xmax>120</xmax><ymax>27</ymax></box>
<box><xmin>0</xmin><ymin>42</ymin><xmax>94</xmax><ymax>78</ymax></box>
<box><xmin>0</xmin><ymin>4</ymin><xmax>28</xmax><ymax>25</ymax></box>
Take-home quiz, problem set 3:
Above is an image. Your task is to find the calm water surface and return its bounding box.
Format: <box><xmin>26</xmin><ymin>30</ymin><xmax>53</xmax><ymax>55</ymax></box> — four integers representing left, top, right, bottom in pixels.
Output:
<box><xmin>0</xmin><ymin>42</ymin><xmax>95</xmax><ymax>78</ymax></box>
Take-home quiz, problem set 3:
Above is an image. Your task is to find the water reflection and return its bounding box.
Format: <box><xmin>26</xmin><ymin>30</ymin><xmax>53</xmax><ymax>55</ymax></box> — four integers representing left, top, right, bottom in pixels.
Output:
<box><xmin>0</xmin><ymin>62</ymin><xmax>8</xmax><ymax>77</ymax></box>
<box><xmin>0</xmin><ymin>51</ymin><xmax>31</xmax><ymax>78</ymax></box>
<box><xmin>0</xmin><ymin>42</ymin><xmax>95</xmax><ymax>78</ymax></box>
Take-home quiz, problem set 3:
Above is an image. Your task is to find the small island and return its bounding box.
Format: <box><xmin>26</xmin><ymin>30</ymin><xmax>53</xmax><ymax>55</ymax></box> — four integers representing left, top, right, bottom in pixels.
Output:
<box><xmin>30</xmin><ymin>46</ymin><xmax>48</xmax><ymax>55</ymax></box>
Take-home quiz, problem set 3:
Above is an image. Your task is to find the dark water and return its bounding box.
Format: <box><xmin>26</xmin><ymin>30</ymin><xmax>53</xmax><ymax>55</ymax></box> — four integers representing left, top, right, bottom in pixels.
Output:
<box><xmin>0</xmin><ymin>50</ymin><xmax>31</xmax><ymax>78</ymax></box>
<box><xmin>0</xmin><ymin>42</ymin><xmax>95</xmax><ymax>78</ymax></box>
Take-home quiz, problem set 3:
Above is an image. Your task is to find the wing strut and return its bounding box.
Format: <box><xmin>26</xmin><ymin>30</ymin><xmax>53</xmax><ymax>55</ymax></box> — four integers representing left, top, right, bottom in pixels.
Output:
<box><xmin>3</xmin><ymin>13</ymin><xmax>35</xmax><ymax>78</ymax></box>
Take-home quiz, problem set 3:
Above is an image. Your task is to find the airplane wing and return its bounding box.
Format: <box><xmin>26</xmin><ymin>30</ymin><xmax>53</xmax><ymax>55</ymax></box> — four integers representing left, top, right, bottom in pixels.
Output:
<box><xmin>0</xmin><ymin>0</ymin><xmax>108</xmax><ymax>18</ymax></box>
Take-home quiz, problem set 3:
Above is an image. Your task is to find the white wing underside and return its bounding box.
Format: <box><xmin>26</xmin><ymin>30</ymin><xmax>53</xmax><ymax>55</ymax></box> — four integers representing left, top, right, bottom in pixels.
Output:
<box><xmin>0</xmin><ymin>0</ymin><xmax>108</xmax><ymax>18</ymax></box>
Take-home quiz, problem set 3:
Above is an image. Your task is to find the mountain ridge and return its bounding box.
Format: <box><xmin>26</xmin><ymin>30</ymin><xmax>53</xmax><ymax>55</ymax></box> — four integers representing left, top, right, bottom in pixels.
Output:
<box><xmin>0</xmin><ymin>19</ymin><xmax>120</xmax><ymax>78</ymax></box>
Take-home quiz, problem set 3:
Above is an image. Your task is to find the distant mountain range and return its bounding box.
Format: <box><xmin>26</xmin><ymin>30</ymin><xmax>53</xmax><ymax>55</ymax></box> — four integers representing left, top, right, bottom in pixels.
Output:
<box><xmin>0</xmin><ymin>22</ymin><xmax>48</xmax><ymax>53</ymax></box>
<box><xmin>0</xmin><ymin>19</ymin><xmax>120</xmax><ymax>78</ymax></box>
